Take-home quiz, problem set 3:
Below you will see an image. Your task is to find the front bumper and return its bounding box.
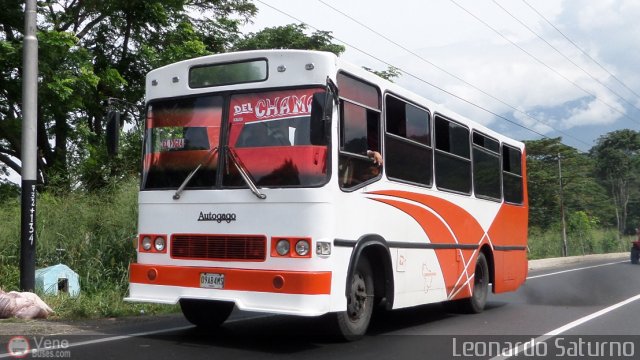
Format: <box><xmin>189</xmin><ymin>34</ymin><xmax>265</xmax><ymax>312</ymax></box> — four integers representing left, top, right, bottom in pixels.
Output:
<box><xmin>125</xmin><ymin>263</ymin><xmax>333</xmax><ymax>316</ymax></box>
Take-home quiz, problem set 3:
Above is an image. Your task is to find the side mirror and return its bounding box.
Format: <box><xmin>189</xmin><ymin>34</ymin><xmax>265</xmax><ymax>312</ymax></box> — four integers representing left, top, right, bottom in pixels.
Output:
<box><xmin>310</xmin><ymin>91</ymin><xmax>332</xmax><ymax>145</ymax></box>
<box><xmin>106</xmin><ymin>110</ymin><xmax>121</xmax><ymax>156</ymax></box>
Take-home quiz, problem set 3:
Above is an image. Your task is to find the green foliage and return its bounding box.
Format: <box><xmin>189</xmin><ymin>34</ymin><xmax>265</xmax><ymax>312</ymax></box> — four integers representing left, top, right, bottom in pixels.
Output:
<box><xmin>362</xmin><ymin>66</ymin><xmax>402</xmax><ymax>82</ymax></box>
<box><xmin>527</xmin><ymin>225</ymin><xmax>563</xmax><ymax>259</ymax></box>
<box><xmin>0</xmin><ymin>2</ymin><xmax>354</xmax><ymax>193</ymax></box>
<box><xmin>42</xmin><ymin>290</ymin><xmax>178</xmax><ymax>319</ymax></box>
<box><xmin>590</xmin><ymin>129</ymin><xmax>640</xmax><ymax>234</ymax></box>
<box><xmin>525</xmin><ymin>137</ymin><xmax>614</xmax><ymax>230</ymax></box>
<box><xmin>0</xmin><ymin>178</ymin><xmax>138</xmax><ymax>292</ymax></box>
<box><xmin>528</xmin><ymin>224</ymin><xmax>624</xmax><ymax>260</ymax></box>
<box><xmin>0</xmin><ymin>0</ymin><xmax>258</xmax><ymax>192</ymax></box>
<box><xmin>0</xmin><ymin>180</ymin><xmax>19</xmax><ymax>202</ymax></box>
<box><xmin>234</xmin><ymin>24</ymin><xmax>345</xmax><ymax>55</ymax></box>
<box><xmin>567</xmin><ymin>211</ymin><xmax>596</xmax><ymax>255</ymax></box>
<box><xmin>0</xmin><ymin>196</ymin><xmax>20</xmax><ymax>280</ymax></box>
<box><xmin>0</xmin><ymin>178</ymin><xmax>178</xmax><ymax>318</ymax></box>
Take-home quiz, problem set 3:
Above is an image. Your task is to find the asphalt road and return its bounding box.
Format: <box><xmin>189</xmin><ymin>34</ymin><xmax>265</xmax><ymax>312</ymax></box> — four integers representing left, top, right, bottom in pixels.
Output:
<box><xmin>2</xmin><ymin>255</ymin><xmax>639</xmax><ymax>360</ymax></box>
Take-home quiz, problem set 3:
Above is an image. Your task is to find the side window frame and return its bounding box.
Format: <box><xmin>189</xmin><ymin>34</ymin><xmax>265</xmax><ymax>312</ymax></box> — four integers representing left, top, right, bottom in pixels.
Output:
<box><xmin>336</xmin><ymin>72</ymin><xmax>382</xmax><ymax>191</ymax></box>
<box><xmin>384</xmin><ymin>93</ymin><xmax>433</xmax><ymax>188</ymax></box>
<box><xmin>502</xmin><ymin>144</ymin><xmax>524</xmax><ymax>205</ymax></box>
<box><xmin>434</xmin><ymin>114</ymin><xmax>472</xmax><ymax>195</ymax></box>
<box><xmin>471</xmin><ymin>130</ymin><xmax>502</xmax><ymax>202</ymax></box>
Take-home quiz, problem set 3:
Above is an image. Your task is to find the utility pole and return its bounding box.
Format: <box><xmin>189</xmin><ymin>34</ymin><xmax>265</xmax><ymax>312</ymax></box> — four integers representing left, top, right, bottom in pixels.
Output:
<box><xmin>558</xmin><ymin>152</ymin><xmax>568</xmax><ymax>257</ymax></box>
<box><xmin>20</xmin><ymin>0</ymin><xmax>38</xmax><ymax>291</ymax></box>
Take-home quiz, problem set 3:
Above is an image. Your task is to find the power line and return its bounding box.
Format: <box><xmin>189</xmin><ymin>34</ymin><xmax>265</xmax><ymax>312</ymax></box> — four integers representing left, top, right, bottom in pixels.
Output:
<box><xmin>492</xmin><ymin>0</ymin><xmax>640</xmax><ymax>114</ymax></box>
<box><xmin>315</xmin><ymin>0</ymin><xmax>591</xmax><ymax>148</ymax></box>
<box><xmin>449</xmin><ymin>0</ymin><xmax>640</xmax><ymax>127</ymax></box>
<box><xmin>253</xmin><ymin>0</ymin><xmax>570</xmax><ymax>142</ymax></box>
<box><xmin>521</xmin><ymin>0</ymin><xmax>640</xmax><ymax>101</ymax></box>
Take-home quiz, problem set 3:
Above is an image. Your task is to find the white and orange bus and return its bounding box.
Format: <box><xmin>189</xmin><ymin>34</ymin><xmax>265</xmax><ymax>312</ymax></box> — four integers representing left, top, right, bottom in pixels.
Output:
<box><xmin>119</xmin><ymin>50</ymin><xmax>528</xmax><ymax>338</ymax></box>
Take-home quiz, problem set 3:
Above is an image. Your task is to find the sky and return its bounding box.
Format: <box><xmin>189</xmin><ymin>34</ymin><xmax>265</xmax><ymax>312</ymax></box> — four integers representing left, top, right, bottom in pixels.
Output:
<box><xmin>243</xmin><ymin>0</ymin><xmax>640</xmax><ymax>151</ymax></box>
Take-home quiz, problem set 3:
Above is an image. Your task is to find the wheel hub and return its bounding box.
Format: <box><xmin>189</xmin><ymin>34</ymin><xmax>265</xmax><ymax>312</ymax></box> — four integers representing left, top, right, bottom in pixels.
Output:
<box><xmin>347</xmin><ymin>273</ymin><xmax>367</xmax><ymax>320</ymax></box>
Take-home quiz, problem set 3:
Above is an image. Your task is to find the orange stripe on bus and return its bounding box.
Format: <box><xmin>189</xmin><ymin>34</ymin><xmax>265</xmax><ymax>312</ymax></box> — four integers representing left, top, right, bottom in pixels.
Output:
<box><xmin>370</xmin><ymin>191</ymin><xmax>500</xmax><ymax>298</ymax></box>
<box><xmin>371</xmin><ymin>198</ymin><xmax>472</xmax><ymax>295</ymax></box>
<box><xmin>130</xmin><ymin>263</ymin><xmax>332</xmax><ymax>295</ymax></box>
<box><xmin>370</xmin><ymin>189</ymin><xmax>529</xmax><ymax>294</ymax></box>
<box><xmin>370</xmin><ymin>190</ymin><xmax>486</xmax><ymax>245</ymax></box>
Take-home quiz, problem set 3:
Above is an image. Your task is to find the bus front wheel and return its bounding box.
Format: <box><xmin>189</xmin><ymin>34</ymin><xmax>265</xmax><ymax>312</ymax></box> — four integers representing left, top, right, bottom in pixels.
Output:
<box><xmin>335</xmin><ymin>257</ymin><xmax>374</xmax><ymax>340</ymax></box>
<box><xmin>179</xmin><ymin>299</ymin><xmax>234</xmax><ymax>329</ymax></box>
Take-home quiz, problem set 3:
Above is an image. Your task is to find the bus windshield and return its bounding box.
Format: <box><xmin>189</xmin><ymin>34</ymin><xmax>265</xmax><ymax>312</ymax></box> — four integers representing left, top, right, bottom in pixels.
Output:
<box><xmin>223</xmin><ymin>88</ymin><xmax>329</xmax><ymax>188</ymax></box>
<box><xmin>142</xmin><ymin>95</ymin><xmax>222</xmax><ymax>190</ymax></box>
<box><xmin>142</xmin><ymin>87</ymin><xmax>329</xmax><ymax>190</ymax></box>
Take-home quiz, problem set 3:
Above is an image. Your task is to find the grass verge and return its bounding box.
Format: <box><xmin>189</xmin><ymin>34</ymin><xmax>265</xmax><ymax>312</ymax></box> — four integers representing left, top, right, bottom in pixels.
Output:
<box><xmin>0</xmin><ymin>178</ymin><xmax>179</xmax><ymax>320</ymax></box>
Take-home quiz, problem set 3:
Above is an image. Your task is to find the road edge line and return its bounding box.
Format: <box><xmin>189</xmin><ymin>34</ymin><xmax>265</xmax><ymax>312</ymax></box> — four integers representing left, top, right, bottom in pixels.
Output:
<box><xmin>527</xmin><ymin>260</ymin><xmax>627</xmax><ymax>280</ymax></box>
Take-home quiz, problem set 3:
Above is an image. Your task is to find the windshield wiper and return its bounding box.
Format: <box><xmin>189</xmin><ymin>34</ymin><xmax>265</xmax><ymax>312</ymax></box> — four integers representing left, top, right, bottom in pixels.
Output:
<box><xmin>225</xmin><ymin>146</ymin><xmax>267</xmax><ymax>200</ymax></box>
<box><xmin>173</xmin><ymin>147</ymin><xmax>218</xmax><ymax>200</ymax></box>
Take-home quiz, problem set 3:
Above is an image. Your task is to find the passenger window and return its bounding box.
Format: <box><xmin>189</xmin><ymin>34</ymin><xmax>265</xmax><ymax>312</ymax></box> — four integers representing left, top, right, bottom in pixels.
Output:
<box><xmin>472</xmin><ymin>132</ymin><xmax>501</xmax><ymax>200</ymax></box>
<box><xmin>503</xmin><ymin>145</ymin><xmax>524</xmax><ymax>204</ymax></box>
<box><xmin>337</xmin><ymin>73</ymin><xmax>381</xmax><ymax>190</ymax></box>
<box><xmin>434</xmin><ymin>115</ymin><xmax>471</xmax><ymax>194</ymax></box>
<box><xmin>385</xmin><ymin>95</ymin><xmax>432</xmax><ymax>186</ymax></box>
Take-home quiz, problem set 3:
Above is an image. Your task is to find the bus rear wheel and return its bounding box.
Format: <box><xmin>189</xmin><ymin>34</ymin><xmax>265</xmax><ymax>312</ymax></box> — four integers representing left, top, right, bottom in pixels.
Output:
<box><xmin>179</xmin><ymin>299</ymin><xmax>234</xmax><ymax>329</ymax></box>
<box><xmin>334</xmin><ymin>257</ymin><xmax>374</xmax><ymax>340</ymax></box>
<box><xmin>445</xmin><ymin>252</ymin><xmax>490</xmax><ymax>314</ymax></box>
<box><xmin>459</xmin><ymin>252</ymin><xmax>490</xmax><ymax>313</ymax></box>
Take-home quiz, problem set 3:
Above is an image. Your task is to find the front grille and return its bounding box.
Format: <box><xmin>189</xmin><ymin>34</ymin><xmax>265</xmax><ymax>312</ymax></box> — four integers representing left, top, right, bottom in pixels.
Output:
<box><xmin>171</xmin><ymin>234</ymin><xmax>266</xmax><ymax>261</ymax></box>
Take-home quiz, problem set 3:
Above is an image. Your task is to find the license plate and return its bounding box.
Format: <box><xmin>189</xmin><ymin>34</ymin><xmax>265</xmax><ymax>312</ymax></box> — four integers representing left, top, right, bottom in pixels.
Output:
<box><xmin>200</xmin><ymin>273</ymin><xmax>224</xmax><ymax>289</ymax></box>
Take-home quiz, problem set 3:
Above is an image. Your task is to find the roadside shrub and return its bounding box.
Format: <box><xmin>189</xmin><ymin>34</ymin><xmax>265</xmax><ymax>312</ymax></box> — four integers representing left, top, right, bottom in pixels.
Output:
<box><xmin>527</xmin><ymin>225</ymin><xmax>563</xmax><ymax>259</ymax></box>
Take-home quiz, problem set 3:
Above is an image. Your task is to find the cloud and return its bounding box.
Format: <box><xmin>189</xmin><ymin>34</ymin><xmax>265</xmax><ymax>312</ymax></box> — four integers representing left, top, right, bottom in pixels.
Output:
<box><xmin>380</xmin><ymin>0</ymin><xmax>639</xmax><ymax>137</ymax></box>
<box><xmin>562</xmin><ymin>96</ymin><xmax>625</xmax><ymax>128</ymax></box>
<box><xmin>559</xmin><ymin>0</ymin><xmax>640</xmax><ymax>100</ymax></box>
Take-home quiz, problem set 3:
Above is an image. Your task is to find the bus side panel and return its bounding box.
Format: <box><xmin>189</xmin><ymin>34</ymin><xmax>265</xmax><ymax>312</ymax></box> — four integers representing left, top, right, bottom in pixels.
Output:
<box><xmin>370</xmin><ymin>191</ymin><xmax>495</xmax><ymax>290</ymax></box>
<box><xmin>489</xmin><ymin>203</ymin><xmax>528</xmax><ymax>293</ymax></box>
<box><xmin>335</xmin><ymin>192</ymin><xmax>452</xmax><ymax>310</ymax></box>
<box><xmin>367</xmin><ymin>190</ymin><xmax>504</xmax><ymax>303</ymax></box>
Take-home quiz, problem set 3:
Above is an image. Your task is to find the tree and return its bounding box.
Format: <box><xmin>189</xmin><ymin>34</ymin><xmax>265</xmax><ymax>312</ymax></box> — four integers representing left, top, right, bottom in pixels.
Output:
<box><xmin>525</xmin><ymin>138</ymin><xmax>612</xmax><ymax>230</ymax></box>
<box><xmin>233</xmin><ymin>23</ymin><xmax>345</xmax><ymax>55</ymax></box>
<box><xmin>0</xmin><ymin>0</ymin><xmax>257</xmax><ymax>191</ymax></box>
<box><xmin>590</xmin><ymin>129</ymin><xmax>640</xmax><ymax>235</ymax></box>
<box><xmin>1</xmin><ymin>3</ymin><xmax>355</xmax><ymax>192</ymax></box>
<box><xmin>234</xmin><ymin>24</ymin><xmax>401</xmax><ymax>82</ymax></box>
<box><xmin>362</xmin><ymin>66</ymin><xmax>401</xmax><ymax>82</ymax></box>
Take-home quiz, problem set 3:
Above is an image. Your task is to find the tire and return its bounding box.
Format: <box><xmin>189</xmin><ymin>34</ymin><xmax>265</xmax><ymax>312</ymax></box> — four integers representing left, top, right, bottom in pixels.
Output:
<box><xmin>631</xmin><ymin>247</ymin><xmax>640</xmax><ymax>264</ymax></box>
<box><xmin>456</xmin><ymin>252</ymin><xmax>490</xmax><ymax>314</ymax></box>
<box><xmin>179</xmin><ymin>299</ymin><xmax>234</xmax><ymax>329</ymax></box>
<box><xmin>334</xmin><ymin>257</ymin><xmax>374</xmax><ymax>340</ymax></box>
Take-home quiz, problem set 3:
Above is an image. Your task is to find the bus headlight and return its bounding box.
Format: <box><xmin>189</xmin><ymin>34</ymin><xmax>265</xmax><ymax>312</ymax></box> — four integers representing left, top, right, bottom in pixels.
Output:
<box><xmin>154</xmin><ymin>236</ymin><xmax>166</xmax><ymax>252</ymax></box>
<box><xmin>140</xmin><ymin>234</ymin><xmax>167</xmax><ymax>253</ymax></box>
<box><xmin>141</xmin><ymin>236</ymin><xmax>152</xmax><ymax>251</ymax></box>
<box><xmin>276</xmin><ymin>239</ymin><xmax>290</xmax><ymax>256</ymax></box>
<box><xmin>295</xmin><ymin>239</ymin><xmax>310</xmax><ymax>256</ymax></box>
